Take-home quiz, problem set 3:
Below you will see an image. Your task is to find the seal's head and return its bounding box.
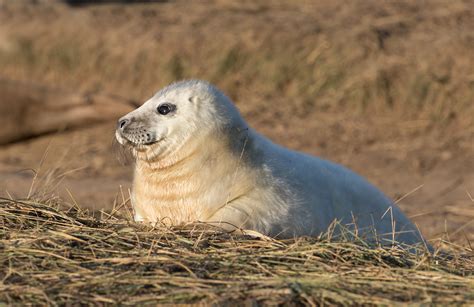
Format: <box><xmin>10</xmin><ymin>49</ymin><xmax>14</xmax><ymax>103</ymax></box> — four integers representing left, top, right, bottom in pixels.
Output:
<box><xmin>116</xmin><ymin>80</ymin><xmax>244</xmax><ymax>162</ymax></box>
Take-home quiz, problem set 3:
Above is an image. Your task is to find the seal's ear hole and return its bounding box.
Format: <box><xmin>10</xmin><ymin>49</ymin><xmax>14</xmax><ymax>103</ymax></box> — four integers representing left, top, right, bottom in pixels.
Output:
<box><xmin>188</xmin><ymin>96</ymin><xmax>199</xmax><ymax>103</ymax></box>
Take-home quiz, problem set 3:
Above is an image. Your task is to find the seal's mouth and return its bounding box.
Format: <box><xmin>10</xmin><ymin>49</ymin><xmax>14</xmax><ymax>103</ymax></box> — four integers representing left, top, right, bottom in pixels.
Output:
<box><xmin>115</xmin><ymin>130</ymin><xmax>160</xmax><ymax>149</ymax></box>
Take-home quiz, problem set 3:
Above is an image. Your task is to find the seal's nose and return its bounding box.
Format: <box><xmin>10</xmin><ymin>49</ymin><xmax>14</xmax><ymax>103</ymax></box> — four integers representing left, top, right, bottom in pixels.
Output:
<box><xmin>118</xmin><ymin>118</ymin><xmax>130</xmax><ymax>130</ymax></box>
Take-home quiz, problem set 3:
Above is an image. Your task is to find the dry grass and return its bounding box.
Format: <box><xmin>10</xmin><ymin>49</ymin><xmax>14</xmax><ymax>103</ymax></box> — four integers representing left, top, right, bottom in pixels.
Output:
<box><xmin>1</xmin><ymin>197</ymin><xmax>472</xmax><ymax>305</ymax></box>
<box><xmin>0</xmin><ymin>0</ymin><xmax>473</xmax><ymax>128</ymax></box>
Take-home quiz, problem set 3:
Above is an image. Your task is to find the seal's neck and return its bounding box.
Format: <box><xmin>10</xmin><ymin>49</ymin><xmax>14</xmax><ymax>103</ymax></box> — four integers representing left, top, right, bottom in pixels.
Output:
<box><xmin>131</xmin><ymin>129</ymin><xmax>256</xmax><ymax>225</ymax></box>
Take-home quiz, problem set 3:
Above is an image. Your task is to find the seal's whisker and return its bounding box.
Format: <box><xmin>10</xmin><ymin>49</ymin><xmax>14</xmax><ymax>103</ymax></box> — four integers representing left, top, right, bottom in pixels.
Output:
<box><xmin>112</xmin><ymin>136</ymin><xmax>132</xmax><ymax>165</ymax></box>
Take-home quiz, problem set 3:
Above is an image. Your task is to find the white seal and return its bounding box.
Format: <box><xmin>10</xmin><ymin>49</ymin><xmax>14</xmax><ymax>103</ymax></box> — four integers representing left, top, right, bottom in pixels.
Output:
<box><xmin>116</xmin><ymin>80</ymin><xmax>426</xmax><ymax>247</ymax></box>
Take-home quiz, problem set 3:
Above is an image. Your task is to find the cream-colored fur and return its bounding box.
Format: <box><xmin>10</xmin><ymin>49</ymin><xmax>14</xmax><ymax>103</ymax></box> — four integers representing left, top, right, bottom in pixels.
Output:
<box><xmin>116</xmin><ymin>80</ymin><xmax>427</xmax><ymax>246</ymax></box>
<box><xmin>129</xmin><ymin>129</ymin><xmax>291</xmax><ymax>234</ymax></box>
<box><xmin>132</xmin><ymin>132</ymin><xmax>254</xmax><ymax>227</ymax></box>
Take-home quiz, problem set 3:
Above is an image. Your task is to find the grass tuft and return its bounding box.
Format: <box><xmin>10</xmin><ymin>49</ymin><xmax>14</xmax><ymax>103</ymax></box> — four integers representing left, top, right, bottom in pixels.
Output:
<box><xmin>1</xmin><ymin>197</ymin><xmax>472</xmax><ymax>305</ymax></box>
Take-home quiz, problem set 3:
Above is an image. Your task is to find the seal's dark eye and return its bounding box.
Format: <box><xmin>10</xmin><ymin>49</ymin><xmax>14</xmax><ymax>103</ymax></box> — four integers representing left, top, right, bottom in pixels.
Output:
<box><xmin>157</xmin><ymin>103</ymin><xmax>175</xmax><ymax>115</ymax></box>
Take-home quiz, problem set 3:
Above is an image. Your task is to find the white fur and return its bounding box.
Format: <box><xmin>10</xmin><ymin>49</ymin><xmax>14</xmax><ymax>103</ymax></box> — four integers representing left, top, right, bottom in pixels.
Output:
<box><xmin>116</xmin><ymin>80</ymin><xmax>426</xmax><ymax>247</ymax></box>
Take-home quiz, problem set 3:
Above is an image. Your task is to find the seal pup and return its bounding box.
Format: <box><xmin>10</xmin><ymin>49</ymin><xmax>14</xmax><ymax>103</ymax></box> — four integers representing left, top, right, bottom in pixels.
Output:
<box><xmin>116</xmin><ymin>80</ymin><xmax>426</xmax><ymax>247</ymax></box>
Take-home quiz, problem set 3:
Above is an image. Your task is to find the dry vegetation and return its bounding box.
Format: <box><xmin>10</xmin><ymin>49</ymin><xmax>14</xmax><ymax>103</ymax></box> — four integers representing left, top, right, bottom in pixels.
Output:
<box><xmin>0</xmin><ymin>0</ymin><xmax>473</xmax><ymax>304</ymax></box>
<box><xmin>0</xmin><ymin>0</ymin><xmax>473</xmax><ymax>125</ymax></box>
<box><xmin>1</xmin><ymin>197</ymin><xmax>472</xmax><ymax>305</ymax></box>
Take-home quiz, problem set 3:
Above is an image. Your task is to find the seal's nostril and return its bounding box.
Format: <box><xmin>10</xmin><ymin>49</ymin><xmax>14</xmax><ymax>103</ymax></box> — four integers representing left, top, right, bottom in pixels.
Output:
<box><xmin>118</xmin><ymin>119</ymin><xmax>129</xmax><ymax>130</ymax></box>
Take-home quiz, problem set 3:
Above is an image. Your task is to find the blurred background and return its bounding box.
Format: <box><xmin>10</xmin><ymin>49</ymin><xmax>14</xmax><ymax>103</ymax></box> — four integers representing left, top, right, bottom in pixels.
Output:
<box><xmin>0</xmin><ymin>0</ymin><xmax>472</xmax><ymax>243</ymax></box>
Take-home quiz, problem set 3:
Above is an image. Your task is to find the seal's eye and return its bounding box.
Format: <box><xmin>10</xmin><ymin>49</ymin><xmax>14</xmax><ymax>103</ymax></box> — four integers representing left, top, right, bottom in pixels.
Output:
<box><xmin>157</xmin><ymin>103</ymin><xmax>175</xmax><ymax>115</ymax></box>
